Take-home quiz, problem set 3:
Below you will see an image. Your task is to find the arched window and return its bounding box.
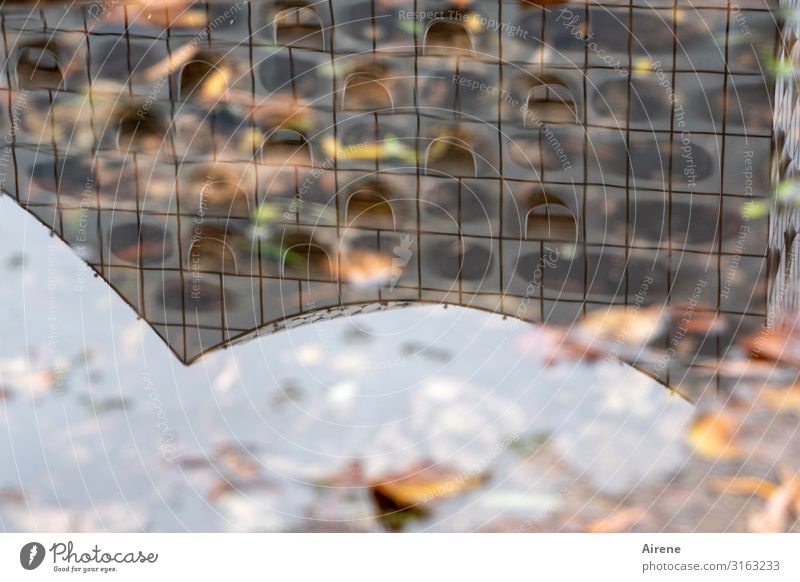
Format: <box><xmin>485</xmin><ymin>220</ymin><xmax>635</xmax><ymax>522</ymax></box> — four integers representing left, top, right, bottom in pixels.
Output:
<box><xmin>525</xmin><ymin>192</ymin><xmax>577</xmax><ymax>242</ymax></box>
<box><xmin>179</xmin><ymin>58</ymin><xmax>229</xmax><ymax>100</ymax></box>
<box><xmin>109</xmin><ymin>222</ymin><xmax>175</xmax><ymax>266</ymax></box>
<box><xmin>424</xmin><ymin>20</ymin><xmax>473</xmax><ymax>56</ymax></box>
<box><xmin>191</xmin><ymin>168</ymin><xmax>251</xmax><ymax>218</ymax></box>
<box><xmin>425</xmin><ymin>137</ymin><xmax>476</xmax><ymax>177</ymax></box>
<box><xmin>342</xmin><ymin>73</ymin><xmax>393</xmax><ymax>111</ymax></box>
<box><xmin>16</xmin><ymin>45</ymin><xmax>62</xmax><ymax>90</ymax></box>
<box><xmin>188</xmin><ymin>233</ymin><xmax>239</xmax><ymax>275</ymax></box>
<box><xmin>274</xmin><ymin>6</ymin><xmax>325</xmax><ymax>50</ymax></box>
<box><xmin>261</xmin><ymin>129</ymin><xmax>313</xmax><ymax>166</ymax></box>
<box><xmin>524</xmin><ymin>79</ymin><xmax>577</xmax><ymax>126</ymax></box>
<box><xmin>346</xmin><ymin>182</ymin><xmax>395</xmax><ymax>228</ymax></box>
<box><xmin>279</xmin><ymin>233</ymin><xmax>334</xmax><ymax>281</ymax></box>
<box><xmin>117</xmin><ymin>109</ymin><xmax>166</xmax><ymax>151</ymax></box>
<box><xmin>206</xmin><ymin>183</ymin><xmax>250</xmax><ymax>219</ymax></box>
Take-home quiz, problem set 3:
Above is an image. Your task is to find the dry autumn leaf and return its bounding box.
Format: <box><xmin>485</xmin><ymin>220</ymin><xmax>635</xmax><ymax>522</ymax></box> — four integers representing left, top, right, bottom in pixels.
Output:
<box><xmin>759</xmin><ymin>387</ymin><xmax>800</xmax><ymax>414</ymax></box>
<box><xmin>587</xmin><ymin>507</ymin><xmax>645</xmax><ymax>533</ymax></box>
<box><xmin>743</xmin><ymin>326</ymin><xmax>800</xmax><ymax>367</ymax></box>
<box><xmin>711</xmin><ymin>476</ymin><xmax>778</xmax><ymax>499</ymax></box>
<box><xmin>371</xmin><ymin>462</ymin><xmax>485</xmax><ymax>509</ymax></box>
<box><xmin>579</xmin><ymin>305</ymin><xmax>665</xmax><ymax>346</ymax></box>
<box><xmin>687</xmin><ymin>412</ymin><xmax>742</xmax><ymax>460</ymax></box>
<box><xmin>748</xmin><ymin>480</ymin><xmax>797</xmax><ymax>533</ymax></box>
<box><xmin>712</xmin><ymin>467</ymin><xmax>800</xmax><ymax>532</ymax></box>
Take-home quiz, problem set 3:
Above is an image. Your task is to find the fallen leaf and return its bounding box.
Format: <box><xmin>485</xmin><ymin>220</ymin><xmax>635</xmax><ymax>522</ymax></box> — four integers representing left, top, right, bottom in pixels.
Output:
<box><xmin>711</xmin><ymin>476</ymin><xmax>777</xmax><ymax>500</ymax></box>
<box><xmin>742</xmin><ymin>326</ymin><xmax>800</xmax><ymax>367</ymax></box>
<box><xmin>687</xmin><ymin>412</ymin><xmax>742</xmax><ymax>460</ymax></box>
<box><xmin>759</xmin><ymin>387</ymin><xmax>800</xmax><ymax>415</ymax></box>
<box><xmin>748</xmin><ymin>480</ymin><xmax>796</xmax><ymax>533</ymax></box>
<box><xmin>371</xmin><ymin>462</ymin><xmax>485</xmax><ymax>508</ymax></box>
<box><xmin>580</xmin><ymin>305</ymin><xmax>664</xmax><ymax>346</ymax></box>
<box><xmin>587</xmin><ymin>507</ymin><xmax>644</xmax><ymax>533</ymax></box>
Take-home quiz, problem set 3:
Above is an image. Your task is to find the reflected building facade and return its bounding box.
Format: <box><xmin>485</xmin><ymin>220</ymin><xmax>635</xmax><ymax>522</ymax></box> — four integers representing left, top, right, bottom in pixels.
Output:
<box><xmin>0</xmin><ymin>0</ymin><xmax>793</xmax><ymax>396</ymax></box>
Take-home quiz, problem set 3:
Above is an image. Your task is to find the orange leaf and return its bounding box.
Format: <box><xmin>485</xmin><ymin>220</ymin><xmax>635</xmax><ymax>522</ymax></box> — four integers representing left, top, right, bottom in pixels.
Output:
<box><xmin>587</xmin><ymin>507</ymin><xmax>644</xmax><ymax>533</ymax></box>
<box><xmin>711</xmin><ymin>476</ymin><xmax>777</xmax><ymax>499</ymax></box>
<box><xmin>687</xmin><ymin>412</ymin><xmax>742</xmax><ymax>460</ymax></box>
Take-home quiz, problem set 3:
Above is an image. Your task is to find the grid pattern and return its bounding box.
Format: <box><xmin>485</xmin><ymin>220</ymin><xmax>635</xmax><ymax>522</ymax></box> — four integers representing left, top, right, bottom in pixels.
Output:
<box><xmin>0</xmin><ymin>0</ymin><xmax>786</xmax><ymax>394</ymax></box>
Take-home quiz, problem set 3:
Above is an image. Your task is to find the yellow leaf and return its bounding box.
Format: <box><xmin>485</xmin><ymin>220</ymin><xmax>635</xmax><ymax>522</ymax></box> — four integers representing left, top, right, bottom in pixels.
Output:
<box><xmin>687</xmin><ymin>412</ymin><xmax>742</xmax><ymax>460</ymax></box>
<box><xmin>371</xmin><ymin>464</ymin><xmax>484</xmax><ymax>508</ymax></box>
<box><xmin>580</xmin><ymin>305</ymin><xmax>664</xmax><ymax>345</ymax></box>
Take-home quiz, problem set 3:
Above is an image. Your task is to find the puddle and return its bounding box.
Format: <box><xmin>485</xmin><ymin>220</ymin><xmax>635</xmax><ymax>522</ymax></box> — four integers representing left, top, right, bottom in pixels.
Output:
<box><xmin>0</xmin><ymin>0</ymin><xmax>796</xmax><ymax>532</ymax></box>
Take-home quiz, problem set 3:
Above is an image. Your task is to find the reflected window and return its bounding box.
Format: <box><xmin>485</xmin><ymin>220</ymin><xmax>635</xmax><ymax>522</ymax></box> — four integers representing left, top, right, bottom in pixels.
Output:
<box><xmin>188</xmin><ymin>230</ymin><xmax>239</xmax><ymax>275</ymax></box>
<box><xmin>16</xmin><ymin>45</ymin><xmax>63</xmax><ymax>90</ymax></box>
<box><xmin>206</xmin><ymin>183</ymin><xmax>250</xmax><ymax>219</ymax></box>
<box><xmin>525</xmin><ymin>80</ymin><xmax>577</xmax><ymax>126</ymax></box>
<box><xmin>179</xmin><ymin>58</ymin><xmax>229</xmax><ymax>100</ymax></box>
<box><xmin>274</xmin><ymin>6</ymin><xmax>325</xmax><ymax>49</ymax></box>
<box><xmin>117</xmin><ymin>109</ymin><xmax>167</xmax><ymax>151</ymax></box>
<box><xmin>346</xmin><ymin>183</ymin><xmax>395</xmax><ymax>228</ymax></box>
<box><xmin>261</xmin><ymin>129</ymin><xmax>313</xmax><ymax>166</ymax></box>
<box><xmin>342</xmin><ymin>73</ymin><xmax>393</xmax><ymax>111</ymax></box>
<box><xmin>280</xmin><ymin>232</ymin><xmax>334</xmax><ymax>281</ymax></box>
<box><xmin>525</xmin><ymin>192</ymin><xmax>577</xmax><ymax>242</ymax></box>
<box><xmin>424</xmin><ymin>20</ymin><xmax>473</xmax><ymax>56</ymax></box>
<box><xmin>425</xmin><ymin>137</ymin><xmax>476</xmax><ymax>177</ymax></box>
<box><xmin>109</xmin><ymin>222</ymin><xmax>175</xmax><ymax>266</ymax></box>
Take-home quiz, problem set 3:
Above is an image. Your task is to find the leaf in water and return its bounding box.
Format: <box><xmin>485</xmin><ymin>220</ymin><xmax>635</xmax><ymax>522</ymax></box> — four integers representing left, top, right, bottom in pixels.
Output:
<box><xmin>207</xmin><ymin>479</ymin><xmax>236</xmax><ymax>503</ymax></box>
<box><xmin>509</xmin><ymin>433</ymin><xmax>550</xmax><ymax>458</ymax></box>
<box><xmin>748</xmin><ymin>480</ymin><xmax>797</xmax><ymax>533</ymax></box>
<box><xmin>587</xmin><ymin>507</ymin><xmax>644</xmax><ymax>533</ymax></box>
<box><xmin>687</xmin><ymin>412</ymin><xmax>742</xmax><ymax>460</ymax></box>
<box><xmin>399</xmin><ymin>342</ymin><xmax>453</xmax><ymax>363</ymax></box>
<box><xmin>216</xmin><ymin>444</ymin><xmax>261</xmax><ymax>480</ymax></box>
<box><xmin>711</xmin><ymin>476</ymin><xmax>778</xmax><ymax>500</ymax></box>
<box><xmin>716</xmin><ymin>467</ymin><xmax>800</xmax><ymax>532</ymax></box>
<box><xmin>83</xmin><ymin>396</ymin><xmax>129</xmax><ymax>415</ymax></box>
<box><xmin>5</xmin><ymin>254</ymin><xmax>24</xmax><ymax>269</ymax></box>
<box><xmin>338</xmin><ymin>251</ymin><xmax>397</xmax><ymax>290</ymax></box>
<box><xmin>369</xmin><ymin>461</ymin><xmax>486</xmax><ymax>530</ymax></box>
<box><xmin>371</xmin><ymin>462</ymin><xmax>485</xmax><ymax>508</ymax></box>
<box><xmin>743</xmin><ymin>326</ymin><xmax>800</xmax><ymax>367</ymax></box>
<box><xmin>579</xmin><ymin>305</ymin><xmax>664</xmax><ymax>346</ymax></box>
<box><xmin>0</xmin><ymin>487</ymin><xmax>25</xmax><ymax>505</ymax></box>
<box><xmin>759</xmin><ymin>387</ymin><xmax>800</xmax><ymax>415</ymax></box>
<box><xmin>272</xmin><ymin>381</ymin><xmax>304</xmax><ymax>407</ymax></box>
<box><xmin>515</xmin><ymin>327</ymin><xmax>604</xmax><ymax>365</ymax></box>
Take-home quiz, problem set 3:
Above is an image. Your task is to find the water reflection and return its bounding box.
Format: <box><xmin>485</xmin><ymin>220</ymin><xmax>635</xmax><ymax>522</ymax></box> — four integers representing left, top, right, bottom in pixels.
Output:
<box><xmin>0</xmin><ymin>0</ymin><xmax>796</xmax><ymax>532</ymax></box>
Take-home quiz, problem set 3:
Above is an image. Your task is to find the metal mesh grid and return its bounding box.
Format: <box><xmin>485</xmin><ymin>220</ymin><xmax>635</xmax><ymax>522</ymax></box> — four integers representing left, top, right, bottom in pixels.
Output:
<box><xmin>0</xmin><ymin>0</ymin><xmax>785</xmax><ymax>394</ymax></box>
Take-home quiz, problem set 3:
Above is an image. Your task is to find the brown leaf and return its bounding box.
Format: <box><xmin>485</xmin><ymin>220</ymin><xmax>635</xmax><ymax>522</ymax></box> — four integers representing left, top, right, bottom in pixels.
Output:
<box><xmin>371</xmin><ymin>462</ymin><xmax>484</xmax><ymax>508</ymax></box>
<box><xmin>743</xmin><ymin>326</ymin><xmax>800</xmax><ymax>367</ymax></box>
<box><xmin>587</xmin><ymin>507</ymin><xmax>644</xmax><ymax>533</ymax></box>
<box><xmin>207</xmin><ymin>479</ymin><xmax>236</xmax><ymax>503</ymax></box>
